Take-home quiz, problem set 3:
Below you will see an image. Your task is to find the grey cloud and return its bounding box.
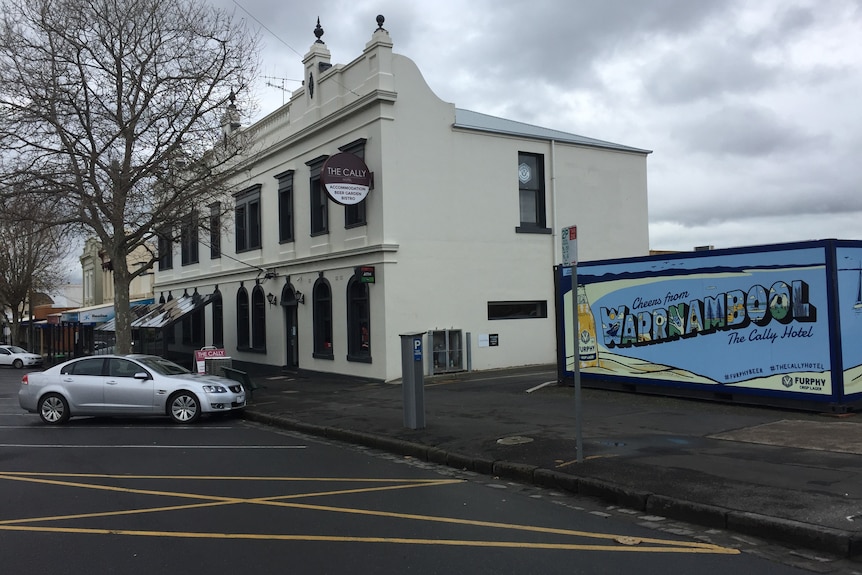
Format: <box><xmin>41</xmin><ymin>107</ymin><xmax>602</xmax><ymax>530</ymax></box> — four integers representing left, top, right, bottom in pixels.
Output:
<box><xmin>650</xmin><ymin>164</ymin><xmax>862</xmax><ymax>228</ymax></box>
<box><xmin>643</xmin><ymin>43</ymin><xmax>779</xmax><ymax>105</ymax></box>
<box><xmin>433</xmin><ymin>0</ymin><xmax>734</xmax><ymax>91</ymax></box>
<box><xmin>671</xmin><ymin>104</ymin><xmax>827</xmax><ymax>157</ymax></box>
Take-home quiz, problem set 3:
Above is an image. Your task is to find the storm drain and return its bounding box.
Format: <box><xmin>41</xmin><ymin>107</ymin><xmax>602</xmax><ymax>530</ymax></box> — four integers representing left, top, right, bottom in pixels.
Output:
<box><xmin>497</xmin><ymin>436</ymin><xmax>534</xmax><ymax>446</ymax></box>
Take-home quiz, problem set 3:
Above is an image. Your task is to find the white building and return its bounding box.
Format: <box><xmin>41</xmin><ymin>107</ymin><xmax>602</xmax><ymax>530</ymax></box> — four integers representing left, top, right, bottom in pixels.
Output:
<box><xmin>151</xmin><ymin>16</ymin><xmax>651</xmax><ymax>380</ymax></box>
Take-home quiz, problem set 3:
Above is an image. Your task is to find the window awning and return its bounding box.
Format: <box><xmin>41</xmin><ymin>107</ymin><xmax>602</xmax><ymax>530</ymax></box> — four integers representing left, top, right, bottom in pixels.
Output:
<box><xmin>131</xmin><ymin>292</ymin><xmax>213</xmax><ymax>329</ymax></box>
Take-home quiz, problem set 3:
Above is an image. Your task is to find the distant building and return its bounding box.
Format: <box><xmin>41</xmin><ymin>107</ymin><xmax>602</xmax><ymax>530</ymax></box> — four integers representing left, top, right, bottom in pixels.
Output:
<box><xmin>150</xmin><ymin>16</ymin><xmax>652</xmax><ymax>378</ymax></box>
<box><xmin>50</xmin><ymin>284</ymin><xmax>84</xmax><ymax>309</ymax></box>
<box><xmin>64</xmin><ymin>237</ymin><xmax>155</xmax><ymax>327</ymax></box>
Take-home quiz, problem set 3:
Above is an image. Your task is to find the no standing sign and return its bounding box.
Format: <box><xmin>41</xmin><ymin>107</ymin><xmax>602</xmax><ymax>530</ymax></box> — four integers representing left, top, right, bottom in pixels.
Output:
<box><xmin>561</xmin><ymin>226</ymin><xmax>578</xmax><ymax>266</ymax></box>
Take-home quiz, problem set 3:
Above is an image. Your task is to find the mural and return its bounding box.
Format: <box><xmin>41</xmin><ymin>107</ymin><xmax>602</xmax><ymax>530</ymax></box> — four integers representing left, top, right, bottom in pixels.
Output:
<box><xmin>836</xmin><ymin>247</ymin><xmax>862</xmax><ymax>396</ymax></box>
<box><xmin>560</xmin><ymin>245</ymin><xmax>842</xmax><ymax>400</ymax></box>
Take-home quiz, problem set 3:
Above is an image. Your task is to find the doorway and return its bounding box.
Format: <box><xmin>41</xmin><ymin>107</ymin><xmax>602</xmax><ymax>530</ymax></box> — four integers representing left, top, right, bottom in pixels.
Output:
<box><xmin>281</xmin><ymin>284</ymin><xmax>299</xmax><ymax>369</ymax></box>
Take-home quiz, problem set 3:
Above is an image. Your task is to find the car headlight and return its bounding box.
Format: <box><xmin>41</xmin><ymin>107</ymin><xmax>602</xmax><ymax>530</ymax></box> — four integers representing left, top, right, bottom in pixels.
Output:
<box><xmin>201</xmin><ymin>385</ymin><xmax>228</xmax><ymax>393</ymax></box>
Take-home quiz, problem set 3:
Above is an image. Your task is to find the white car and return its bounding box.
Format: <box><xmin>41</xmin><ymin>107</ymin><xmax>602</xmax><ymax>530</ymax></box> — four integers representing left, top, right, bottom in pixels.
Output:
<box><xmin>0</xmin><ymin>345</ymin><xmax>43</xmax><ymax>369</ymax></box>
<box><xmin>19</xmin><ymin>354</ymin><xmax>246</xmax><ymax>425</ymax></box>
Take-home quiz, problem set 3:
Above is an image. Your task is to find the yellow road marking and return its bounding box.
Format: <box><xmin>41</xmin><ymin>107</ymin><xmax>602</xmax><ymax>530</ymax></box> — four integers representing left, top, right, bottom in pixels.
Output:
<box><xmin>0</xmin><ymin>525</ymin><xmax>738</xmax><ymax>552</ymax></box>
<box><xmin>0</xmin><ymin>471</ymin><xmax>738</xmax><ymax>555</ymax></box>
<box><xmin>0</xmin><ymin>471</ymin><xmax>451</xmax><ymax>482</ymax></box>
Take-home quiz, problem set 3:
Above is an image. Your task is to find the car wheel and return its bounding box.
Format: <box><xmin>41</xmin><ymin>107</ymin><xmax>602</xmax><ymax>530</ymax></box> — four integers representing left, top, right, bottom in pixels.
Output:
<box><xmin>168</xmin><ymin>391</ymin><xmax>200</xmax><ymax>424</ymax></box>
<box><xmin>38</xmin><ymin>393</ymin><xmax>70</xmax><ymax>425</ymax></box>
<box><xmin>13</xmin><ymin>359</ymin><xmax>23</xmax><ymax>369</ymax></box>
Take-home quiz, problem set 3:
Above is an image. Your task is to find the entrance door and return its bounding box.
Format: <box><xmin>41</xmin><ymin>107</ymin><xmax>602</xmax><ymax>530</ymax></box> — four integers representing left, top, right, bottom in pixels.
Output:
<box><xmin>285</xmin><ymin>305</ymin><xmax>298</xmax><ymax>368</ymax></box>
<box><xmin>282</xmin><ymin>285</ymin><xmax>299</xmax><ymax>369</ymax></box>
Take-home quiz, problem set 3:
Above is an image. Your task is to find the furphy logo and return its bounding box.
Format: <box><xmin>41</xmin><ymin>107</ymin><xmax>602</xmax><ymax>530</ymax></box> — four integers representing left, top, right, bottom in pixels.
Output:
<box><xmin>782</xmin><ymin>375</ymin><xmax>793</xmax><ymax>388</ymax></box>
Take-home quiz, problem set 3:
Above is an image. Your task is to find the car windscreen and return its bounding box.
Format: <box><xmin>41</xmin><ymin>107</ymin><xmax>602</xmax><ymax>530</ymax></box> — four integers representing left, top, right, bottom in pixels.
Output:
<box><xmin>135</xmin><ymin>357</ymin><xmax>191</xmax><ymax>376</ymax></box>
<box><xmin>7</xmin><ymin>346</ymin><xmax>27</xmax><ymax>354</ymax></box>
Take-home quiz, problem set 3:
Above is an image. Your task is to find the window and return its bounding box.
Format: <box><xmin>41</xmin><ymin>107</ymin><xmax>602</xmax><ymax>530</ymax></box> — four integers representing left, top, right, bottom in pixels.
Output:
<box><xmin>61</xmin><ymin>358</ymin><xmax>105</xmax><ymax>376</ymax></box>
<box><xmin>340</xmin><ymin>139</ymin><xmax>367</xmax><ymax>228</ymax></box>
<box><xmin>157</xmin><ymin>226</ymin><xmax>173</xmax><ymax>270</ymax></box>
<box><xmin>251</xmin><ymin>284</ymin><xmax>266</xmax><ymax>352</ymax></box>
<box><xmin>346</xmin><ymin>275</ymin><xmax>370</xmax><ymax>362</ymax></box>
<box><xmin>180</xmin><ymin>211</ymin><xmax>199</xmax><ymax>266</ymax></box>
<box><xmin>211</xmin><ymin>289</ymin><xmax>224</xmax><ymax>347</ymax></box>
<box><xmin>108</xmin><ymin>358</ymin><xmax>141</xmax><ymax>378</ymax></box>
<box><xmin>235</xmin><ymin>185</ymin><xmax>262</xmax><ymax>252</ymax></box>
<box><xmin>276</xmin><ymin>170</ymin><xmax>294</xmax><ymax>243</ymax></box>
<box><xmin>209</xmin><ymin>203</ymin><xmax>221</xmax><ymax>259</ymax></box>
<box><xmin>312</xmin><ymin>277</ymin><xmax>333</xmax><ymax>358</ymax></box>
<box><xmin>516</xmin><ymin>152</ymin><xmax>549</xmax><ymax>233</ymax></box>
<box><xmin>307</xmin><ymin>155</ymin><xmax>329</xmax><ymax>236</ymax></box>
<box><xmin>181</xmin><ymin>306</ymin><xmax>204</xmax><ymax>347</ymax></box>
<box><xmin>236</xmin><ymin>286</ymin><xmax>250</xmax><ymax>349</ymax></box>
<box><xmin>488</xmin><ymin>300</ymin><xmax>548</xmax><ymax>320</ymax></box>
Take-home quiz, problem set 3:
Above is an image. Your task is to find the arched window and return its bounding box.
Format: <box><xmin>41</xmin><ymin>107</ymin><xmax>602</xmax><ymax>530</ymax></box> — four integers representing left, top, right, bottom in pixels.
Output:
<box><xmin>251</xmin><ymin>284</ymin><xmax>266</xmax><ymax>352</ymax></box>
<box><xmin>347</xmin><ymin>276</ymin><xmax>370</xmax><ymax>362</ymax></box>
<box><xmin>280</xmin><ymin>283</ymin><xmax>297</xmax><ymax>306</ymax></box>
<box><xmin>211</xmin><ymin>289</ymin><xmax>223</xmax><ymax>347</ymax></box>
<box><xmin>312</xmin><ymin>277</ymin><xmax>333</xmax><ymax>359</ymax></box>
<box><xmin>236</xmin><ymin>285</ymin><xmax>250</xmax><ymax>349</ymax></box>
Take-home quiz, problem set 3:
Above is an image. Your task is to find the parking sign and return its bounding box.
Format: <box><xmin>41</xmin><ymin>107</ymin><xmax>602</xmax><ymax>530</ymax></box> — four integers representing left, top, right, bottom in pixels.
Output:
<box><xmin>561</xmin><ymin>226</ymin><xmax>578</xmax><ymax>266</ymax></box>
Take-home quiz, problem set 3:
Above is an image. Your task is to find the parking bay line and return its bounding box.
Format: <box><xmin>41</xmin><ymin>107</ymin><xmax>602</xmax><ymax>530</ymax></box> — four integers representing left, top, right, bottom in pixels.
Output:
<box><xmin>0</xmin><ymin>444</ymin><xmax>306</xmax><ymax>449</ymax></box>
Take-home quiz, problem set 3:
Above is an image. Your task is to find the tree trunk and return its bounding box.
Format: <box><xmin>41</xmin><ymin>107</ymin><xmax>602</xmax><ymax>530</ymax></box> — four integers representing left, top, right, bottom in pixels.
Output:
<box><xmin>112</xmin><ymin>257</ymin><xmax>133</xmax><ymax>355</ymax></box>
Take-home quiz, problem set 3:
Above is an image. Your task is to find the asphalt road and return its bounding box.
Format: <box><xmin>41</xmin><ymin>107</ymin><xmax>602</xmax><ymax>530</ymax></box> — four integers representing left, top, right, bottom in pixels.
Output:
<box><xmin>0</xmin><ymin>365</ymin><xmax>844</xmax><ymax>574</ymax></box>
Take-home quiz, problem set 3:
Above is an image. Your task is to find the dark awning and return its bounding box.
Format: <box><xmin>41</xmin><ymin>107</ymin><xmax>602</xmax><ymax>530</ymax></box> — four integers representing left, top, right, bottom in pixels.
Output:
<box><xmin>131</xmin><ymin>292</ymin><xmax>213</xmax><ymax>329</ymax></box>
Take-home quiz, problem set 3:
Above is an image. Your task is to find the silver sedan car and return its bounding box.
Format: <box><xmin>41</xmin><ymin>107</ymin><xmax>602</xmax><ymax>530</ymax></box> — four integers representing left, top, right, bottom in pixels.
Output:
<box><xmin>19</xmin><ymin>354</ymin><xmax>246</xmax><ymax>425</ymax></box>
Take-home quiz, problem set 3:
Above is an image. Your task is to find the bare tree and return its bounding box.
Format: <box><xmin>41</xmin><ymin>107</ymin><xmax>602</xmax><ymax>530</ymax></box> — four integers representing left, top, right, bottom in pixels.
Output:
<box><xmin>0</xmin><ymin>0</ymin><xmax>259</xmax><ymax>353</ymax></box>
<box><xmin>0</xmin><ymin>199</ymin><xmax>71</xmax><ymax>346</ymax></box>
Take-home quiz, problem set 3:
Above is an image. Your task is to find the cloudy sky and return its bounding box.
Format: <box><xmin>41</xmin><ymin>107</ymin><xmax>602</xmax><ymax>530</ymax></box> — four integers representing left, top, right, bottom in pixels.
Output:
<box><xmin>220</xmin><ymin>0</ymin><xmax>861</xmax><ymax>252</ymax></box>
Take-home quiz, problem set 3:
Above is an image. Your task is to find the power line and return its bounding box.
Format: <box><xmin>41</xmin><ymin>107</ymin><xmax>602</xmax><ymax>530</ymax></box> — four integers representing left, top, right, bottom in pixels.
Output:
<box><xmin>231</xmin><ymin>0</ymin><xmax>361</xmax><ymax>99</ymax></box>
<box><xmin>231</xmin><ymin>0</ymin><xmax>302</xmax><ymax>58</ymax></box>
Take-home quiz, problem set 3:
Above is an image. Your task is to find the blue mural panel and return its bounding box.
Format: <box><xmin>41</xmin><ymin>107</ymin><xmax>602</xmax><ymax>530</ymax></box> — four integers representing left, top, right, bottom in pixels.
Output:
<box><xmin>835</xmin><ymin>246</ymin><xmax>862</xmax><ymax>398</ymax></box>
<box><xmin>558</xmin><ymin>242</ymin><xmax>846</xmax><ymax>404</ymax></box>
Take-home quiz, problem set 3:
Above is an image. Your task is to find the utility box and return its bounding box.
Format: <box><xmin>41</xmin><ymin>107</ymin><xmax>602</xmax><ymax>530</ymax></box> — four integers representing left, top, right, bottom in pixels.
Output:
<box><xmin>205</xmin><ymin>357</ymin><xmax>232</xmax><ymax>376</ymax></box>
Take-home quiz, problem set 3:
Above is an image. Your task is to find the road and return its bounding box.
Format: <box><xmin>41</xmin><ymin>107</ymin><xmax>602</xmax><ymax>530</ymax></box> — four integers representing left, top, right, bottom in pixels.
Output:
<box><xmin>0</xmin><ymin>365</ymin><xmax>841</xmax><ymax>574</ymax></box>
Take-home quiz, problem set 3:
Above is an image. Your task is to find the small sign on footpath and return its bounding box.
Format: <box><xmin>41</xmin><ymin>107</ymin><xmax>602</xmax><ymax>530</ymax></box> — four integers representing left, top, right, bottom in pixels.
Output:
<box><xmin>194</xmin><ymin>347</ymin><xmax>227</xmax><ymax>374</ymax></box>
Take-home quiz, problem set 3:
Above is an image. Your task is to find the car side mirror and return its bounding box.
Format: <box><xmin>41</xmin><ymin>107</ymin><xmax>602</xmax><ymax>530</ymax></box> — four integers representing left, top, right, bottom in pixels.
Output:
<box><xmin>134</xmin><ymin>372</ymin><xmax>150</xmax><ymax>380</ymax></box>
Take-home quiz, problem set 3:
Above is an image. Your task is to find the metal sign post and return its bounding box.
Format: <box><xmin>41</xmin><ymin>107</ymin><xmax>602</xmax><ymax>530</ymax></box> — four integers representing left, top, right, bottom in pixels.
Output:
<box><xmin>562</xmin><ymin>226</ymin><xmax>584</xmax><ymax>463</ymax></box>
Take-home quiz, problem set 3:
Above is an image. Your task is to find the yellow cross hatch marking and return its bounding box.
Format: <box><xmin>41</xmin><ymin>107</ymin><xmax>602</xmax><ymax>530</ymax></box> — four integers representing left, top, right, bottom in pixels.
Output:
<box><xmin>0</xmin><ymin>471</ymin><xmax>738</xmax><ymax>555</ymax></box>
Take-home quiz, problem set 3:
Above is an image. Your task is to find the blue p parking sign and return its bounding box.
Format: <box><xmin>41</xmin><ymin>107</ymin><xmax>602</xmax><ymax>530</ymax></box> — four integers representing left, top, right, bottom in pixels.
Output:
<box><xmin>413</xmin><ymin>337</ymin><xmax>422</xmax><ymax>361</ymax></box>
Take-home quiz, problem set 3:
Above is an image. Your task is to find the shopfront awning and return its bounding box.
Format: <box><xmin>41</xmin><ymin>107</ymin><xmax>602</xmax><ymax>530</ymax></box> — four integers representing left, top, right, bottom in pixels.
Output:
<box><xmin>130</xmin><ymin>292</ymin><xmax>213</xmax><ymax>329</ymax></box>
<box><xmin>61</xmin><ymin>302</ymin><xmax>114</xmax><ymax>324</ymax></box>
<box><xmin>62</xmin><ymin>298</ymin><xmax>154</xmax><ymax>326</ymax></box>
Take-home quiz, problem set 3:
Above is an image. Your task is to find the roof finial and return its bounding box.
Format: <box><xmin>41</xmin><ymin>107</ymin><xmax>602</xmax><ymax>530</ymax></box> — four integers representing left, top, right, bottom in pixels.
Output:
<box><xmin>314</xmin><ymin>17</ymin><xmax>324</xmax><ymax>43</ymax></box>
<box><xmin>376</xmin><ymin>15</ymin><xmax>386</xmax><ymax>31</ymax></box>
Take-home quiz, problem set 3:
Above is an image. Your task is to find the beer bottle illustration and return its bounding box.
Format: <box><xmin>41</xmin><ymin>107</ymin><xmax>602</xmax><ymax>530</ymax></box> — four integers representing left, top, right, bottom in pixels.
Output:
<box><xmin>577</xmin><ymin>284</ymin><xmax>599</xmax><ymax>368</ymax></box>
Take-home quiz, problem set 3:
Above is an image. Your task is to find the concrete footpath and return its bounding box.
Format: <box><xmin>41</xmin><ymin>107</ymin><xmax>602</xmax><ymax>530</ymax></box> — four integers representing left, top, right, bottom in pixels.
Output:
<box><xmin>240</xmin><ymin>365</ymin><xmax>862</xmax><ymax>558</ymax></box>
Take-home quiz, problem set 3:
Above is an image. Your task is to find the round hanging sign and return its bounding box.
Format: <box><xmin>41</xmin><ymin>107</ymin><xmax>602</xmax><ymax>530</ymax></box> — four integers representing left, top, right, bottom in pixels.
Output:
<box><xmin>320</xmin><ymin>153</ymin><xmax>372</xmax><ymax>205</ymax></box>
